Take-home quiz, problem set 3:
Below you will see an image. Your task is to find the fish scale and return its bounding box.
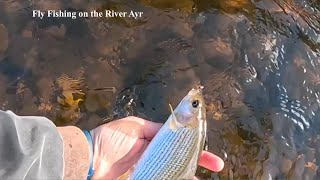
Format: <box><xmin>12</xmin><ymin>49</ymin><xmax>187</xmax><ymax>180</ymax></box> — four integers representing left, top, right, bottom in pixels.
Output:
<box><xmin>130</xmin><ymin>125</ymin><xmax>199</xmax><ymax>180</ymax></box>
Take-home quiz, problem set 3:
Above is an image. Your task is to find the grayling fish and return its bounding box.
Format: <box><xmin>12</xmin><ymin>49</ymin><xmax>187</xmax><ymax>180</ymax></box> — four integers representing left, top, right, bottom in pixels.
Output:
<box><xmin>121</xmin><ymin>86</ymin><xmax>207</xmax><ymax>180</ymax></box>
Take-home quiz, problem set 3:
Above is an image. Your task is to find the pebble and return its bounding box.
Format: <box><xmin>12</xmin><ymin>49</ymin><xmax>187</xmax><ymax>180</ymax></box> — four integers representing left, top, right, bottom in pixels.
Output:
<box><xmin>287</xmin><ymin>154</ymin><xmax>306</xmax><ymax>180</ymax></box>
<box><xmin>280</xmin><ymin>157</ymin><xmax>293</xmax><ymax>174</ymax></box>
<box><xmin>22</xmin><ymin>30</ymin><xmax>33</xmax><ymax>38</ymax></box>
<box><xmin>195</xmin><ymin>13</ymin><xmax>206</xmax><ymax>24</ymax></box>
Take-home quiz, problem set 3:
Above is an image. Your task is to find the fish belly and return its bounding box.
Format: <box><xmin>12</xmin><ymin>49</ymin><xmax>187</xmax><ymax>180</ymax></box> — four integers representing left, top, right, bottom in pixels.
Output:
<box><xmin>130</xmin><ymin>127</ymin><xmax>199</xmax><ymax>180</ymax></box>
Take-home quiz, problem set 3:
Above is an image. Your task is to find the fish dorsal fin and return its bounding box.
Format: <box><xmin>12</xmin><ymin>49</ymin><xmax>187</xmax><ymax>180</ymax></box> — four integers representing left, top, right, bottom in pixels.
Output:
<box><xmin>169</xmin><ymin>103</ymin><xmax>183</xmax><ymax>130</ymax></box>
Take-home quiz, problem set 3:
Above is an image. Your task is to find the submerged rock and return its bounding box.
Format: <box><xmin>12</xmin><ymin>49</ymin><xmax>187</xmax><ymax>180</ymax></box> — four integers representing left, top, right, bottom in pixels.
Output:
<box><xmin>44</xmin><ymin>24</ymin><xmax>66</xmax><ymax>39</ymax></box>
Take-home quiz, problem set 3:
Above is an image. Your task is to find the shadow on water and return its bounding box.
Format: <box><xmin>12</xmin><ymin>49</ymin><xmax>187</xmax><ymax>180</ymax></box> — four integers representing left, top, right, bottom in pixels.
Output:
<box><xmin>0</xmin><ymin>0</ymin><xmax>320</xmax><ymax>179</ymax></box>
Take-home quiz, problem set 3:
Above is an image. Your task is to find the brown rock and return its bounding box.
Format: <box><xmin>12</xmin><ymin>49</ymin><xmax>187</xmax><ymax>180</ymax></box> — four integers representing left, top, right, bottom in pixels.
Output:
<box><xmin>173</xmin><ymin>22</ymin><xmax>194</xmax><ymax>38</ymax></box>
<box><xmin>45</xmin><ymin>24</ymin><xmax>66</xmax><ymax>39</ymax></box>
<box><xmin>36</xmin><ymin>77</ymin><xmax>54</xmax><ymax>100</ymax></box>
<box><xmin>38</xmin><ymin>1</ymin><xmax>62</xmax><ymax>11</ymax></box>
<box><xmin>0</xmin><ymin>24</ymin><xmax>9</xmax><ymax>53</ymax></box>
<box><xmin>71</xmin><ymin>0</ymin><xmax>88</xmax><ymax>10</ymax></box>
<box><xmin>202</xmin><ymin>38</ymin><xmax>234</xmax><ymax>63</ymax></box>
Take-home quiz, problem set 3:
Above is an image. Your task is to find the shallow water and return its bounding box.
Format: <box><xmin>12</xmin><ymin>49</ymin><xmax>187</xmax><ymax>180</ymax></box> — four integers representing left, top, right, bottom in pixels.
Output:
<box><xmin>0</xmin><ymin>0</ymin><xmax>320</xmax><ymax>179</ymax></box>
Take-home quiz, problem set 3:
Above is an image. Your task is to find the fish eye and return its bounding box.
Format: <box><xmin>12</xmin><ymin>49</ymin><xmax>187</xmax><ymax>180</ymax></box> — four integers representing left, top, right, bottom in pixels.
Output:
<box><xmin>192</xmin><ymin>100</ymin><xmax>199</xmax><ymax>108</ymax></box>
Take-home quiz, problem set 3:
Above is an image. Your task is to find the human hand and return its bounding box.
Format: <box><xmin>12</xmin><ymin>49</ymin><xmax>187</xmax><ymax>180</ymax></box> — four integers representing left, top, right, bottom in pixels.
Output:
<box><xmin>90</xmin><ymin>116</ymin><xmax>224</xmax><ymax>180</ymax></box>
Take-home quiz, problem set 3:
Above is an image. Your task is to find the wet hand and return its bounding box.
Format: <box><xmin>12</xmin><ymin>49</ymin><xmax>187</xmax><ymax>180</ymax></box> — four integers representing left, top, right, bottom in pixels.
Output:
<box><xmin>90</xmin><ymin>116</ymin><xmax>224</xmax><ymax>180</ymax></box>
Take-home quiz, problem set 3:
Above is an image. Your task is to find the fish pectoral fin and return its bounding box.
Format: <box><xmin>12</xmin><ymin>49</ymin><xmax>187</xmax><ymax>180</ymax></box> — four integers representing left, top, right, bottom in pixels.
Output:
<box><xmin>118</xmin><ymin>166</ymin><xmax>134</xmax><ymax>180</ymax></box>
<box><xmin>169</xmin><ymin>103</ymin><xmax>182</xmax><ymax>130</ymax></box>
<box><xmin>118</xmin><ymin>172</ymin><xmax>129</xmax><ymax>180</ymax></box>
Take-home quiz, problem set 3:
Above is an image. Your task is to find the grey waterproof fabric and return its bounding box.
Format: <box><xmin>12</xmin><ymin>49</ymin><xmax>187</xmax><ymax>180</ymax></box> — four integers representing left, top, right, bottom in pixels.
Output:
<box><xmin>0</xmin><ymin>110</ymin><xmax>64</xmax><ymax>180</ymax></box>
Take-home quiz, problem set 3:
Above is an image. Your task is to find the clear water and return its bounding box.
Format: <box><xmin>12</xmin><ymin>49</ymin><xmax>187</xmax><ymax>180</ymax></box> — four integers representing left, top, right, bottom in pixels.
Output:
<box><xmin>0</xmin><ymin>0</ymin><xmax>319</xmax><ymax>179</ymax></box>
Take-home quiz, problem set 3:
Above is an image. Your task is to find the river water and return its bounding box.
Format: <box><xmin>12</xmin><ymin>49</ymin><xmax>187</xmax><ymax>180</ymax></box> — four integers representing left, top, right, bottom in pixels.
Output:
<box><xmin>0</xmin><ymin>0</ymin><xmax>319</xmax><ymax>179</ymax></box>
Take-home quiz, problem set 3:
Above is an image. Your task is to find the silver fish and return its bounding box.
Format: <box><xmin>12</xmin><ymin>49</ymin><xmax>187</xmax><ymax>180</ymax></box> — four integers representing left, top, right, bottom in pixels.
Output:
<box><xmin>126</xmin><ymin>86</ymin><xmax>207</xmax><ymax>180</ymax></box>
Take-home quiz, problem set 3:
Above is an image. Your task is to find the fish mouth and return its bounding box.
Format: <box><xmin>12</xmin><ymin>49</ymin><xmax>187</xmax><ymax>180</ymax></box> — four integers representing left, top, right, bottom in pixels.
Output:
<box><xmin>192</xmin><ymin>84</ymin><xmax>204</xmax><ymax>93</ymax></box>
<box><xmin>187</xmin><ymin>85</ymin><xmax>205</xmax><ymax>98</ymax></box>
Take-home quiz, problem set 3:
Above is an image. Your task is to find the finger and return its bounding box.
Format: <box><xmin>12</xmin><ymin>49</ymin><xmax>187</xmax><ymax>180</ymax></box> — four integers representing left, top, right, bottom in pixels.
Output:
<box><xmin>199</xmin><ymin>151</ymin><xmax>224</xmax><ymax>172</ymax></box>
<box><xmin>141</xmin><ymin>120</ymin><xmax>163</xmax><ymax>140</ymax></box>
<box><xmin>126</xmin><ymin>116</ymin><xmax>163</xmax><ymax>139</ymax></box>
<box><xmin>123</xmin><ymin>139</ymin><xmax>148</xmax><ymax>163</ymax></box>
<box><xmin>193</xmin><ymin>176</ymin><xmax>199</xmax><ymax>180</ymax></box>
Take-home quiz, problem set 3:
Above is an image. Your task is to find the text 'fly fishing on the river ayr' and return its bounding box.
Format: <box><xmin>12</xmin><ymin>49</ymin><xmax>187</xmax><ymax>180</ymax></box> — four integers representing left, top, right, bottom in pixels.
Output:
<box><xmin>32</xmin><ymin>10</ymin><xmax>144</xmax><ymax>19</ymax></box>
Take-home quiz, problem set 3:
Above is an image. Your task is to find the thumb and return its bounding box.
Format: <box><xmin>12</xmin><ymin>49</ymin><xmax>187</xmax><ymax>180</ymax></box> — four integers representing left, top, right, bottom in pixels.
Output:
<box><xmin>127</xmin><ymin>116</ymin><xmax>163</xmax><ymax>140</ymax></box>
<box><xmin>141</xmin><ymin>120</ymin><xmax>163</xmax><ymax>140</ymax></box>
